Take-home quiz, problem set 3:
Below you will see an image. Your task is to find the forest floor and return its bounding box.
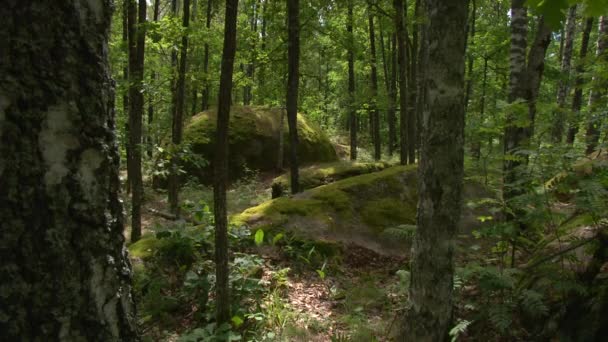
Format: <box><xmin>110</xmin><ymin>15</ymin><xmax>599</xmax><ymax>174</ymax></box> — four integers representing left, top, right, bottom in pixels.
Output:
<box><xmin>127</xmin><ymin>167</ymin><xmax>502</xmax><ymax>342</ymax></box>
<box><xmin>125</xmin><ymin>151</ymin><xmax>607</xmax><ymax>341</ymax></box>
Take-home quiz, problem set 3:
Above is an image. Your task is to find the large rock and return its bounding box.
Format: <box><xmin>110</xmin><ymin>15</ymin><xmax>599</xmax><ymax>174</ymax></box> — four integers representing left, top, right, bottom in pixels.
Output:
<box><xmin>232</xmin><ymin>165</ymin><xmax>493</xmax><ymax>256</ymax></box>
<box><xmin>179</xmin><ymin>106</ymin><xmax>337</xmax><ymax>182</ymax></box>
<box><xmin>271</xmin><ymin>161</ymin><xmax>393</xmax><ymax>198</ymax></box>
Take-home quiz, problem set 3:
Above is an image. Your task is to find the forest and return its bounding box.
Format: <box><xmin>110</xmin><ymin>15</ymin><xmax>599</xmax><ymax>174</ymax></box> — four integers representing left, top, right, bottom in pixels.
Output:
<box><xmin>1</xmin><ymin>0</ymin><xmax>608</xmax><ymax>341</ymax></box>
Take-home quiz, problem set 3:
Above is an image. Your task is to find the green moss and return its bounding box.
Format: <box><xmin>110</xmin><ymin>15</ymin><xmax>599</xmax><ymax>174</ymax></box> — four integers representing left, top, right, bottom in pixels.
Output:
<box><xmin>178</xmin><ymin>106</ymin><xmax>338</xmax><ymax>182</ymax></box>
<box><xmin>311</xmin><ymin>187</ymin><xmax>351</xmax><ymax>212</ymax></box>
<box><xmin>233</xmin><ymin>165</ymin><xmax>419</xmax><ymax>241</ymax></box>
<box><xmin>272</xmin><ymin>161</ymin><xmax>393</xmax><ymax>194</ymax></box>
<box><xmin>128</xmin><ymin>236</ymin><xmax>163</xmax><ymax>260</ymax></box>
<box><xmin>361</xmin><ymin>198</ymin><xmax>416</xmax><ymax>231</ymax></box>
<box><xmin>231</xmin><ymin>197</ymin><xmax>325</xmax><ymax>227</ymax></box>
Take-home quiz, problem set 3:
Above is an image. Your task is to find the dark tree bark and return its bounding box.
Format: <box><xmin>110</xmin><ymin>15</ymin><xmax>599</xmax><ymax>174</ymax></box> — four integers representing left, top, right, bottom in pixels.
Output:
<box><xmin>0</xmin><ymin>1</ymin><xmax>138</xmax><ymax>339</ymax></box>
<box><xmin>523</xmin><ymin>18</ymin><xmax>552</xmax><ymax>141</ymax></box>
<box><xmin>348</xmin><ymin>0</ymin><xmax>357</xmax><ymax>160</ymax></box>
<box><xmin>552</xmin><ymin>5</ymin><xmax>577</xmax><ymax>143</ymax></box>
<box><xmin>244</xmin><ymin>0</ymin><xmax>259</xmax><ymax>105</ymax></box>
<box><xmin>567</xmin><ymin>17</ymin><xmax>593</xmax><ymax>144</ymax></box>
<box><xmin>127</xmin><ymin>0</ymin><xmax>147</xmax><ymax>242</ymax></box>
<box><xmin>394</xmin><ymin>0</ymin><xmax>408</xmax><ymax>165</ymax></box>
<box><xmin>380</xmin><ymin>23</ymin><xmax>397</xmax><ymax>157</ymax></box>
<box><xmin>405</xmin><ymin>0</ymin><xmax>416</xmax><ymax>164</ymax></box>
<box><xmin>408</xmin><ymin>0</ymin><xmax>420</xmax><ymax>163</ymax></box>
<box><xmin>287</xmin><ymin>0</ymin><xmax>301</xmax><ymax>193</ymax></box>
<box><xmin>503</xmin><ymin>0</ymin><xmax>551</xmax><ymax>204</ymax></box>
<box><xmin>368</xmin><ymin>3</ymin><xmax>381</xmax><ymax>161</ymax></box>
<box><xmin>123</xmin><ymin>0</ymin><xmax>131</xmax><ymax>192</ymax></box>
<box><xmin>585</xmin><ymin>16</ymin><xmax>608</xmax><ymax>155</ymax></box>
<box><xmin>168</xmin><ymin>0</ymin><xmax>191</xmax><ymax>216</ymax></box>
<box><xmin>471</xmin><ymin>56</ymin><xmax>489</xmax><ymax>159</ymax></box>
<box><xmin>201</xmin><ymin>0</ymin><xmax>214</xmax><ymax>110</ymax></box>
<box><xmin>147</xmin><ymin>0</ymin><xmax>161</xmax><ymax>159</ymax></box>
<box><xmin>464</xmin><ymin>0</ymin><xmax>476</xmax><ymax>113</ymax></box>
<box><xmin>388</xmin><ymin>33</ymin><xmax>398</xmax><ymax>156</ymax></box>
<box><xmin>214</xmin><ymin>0</ymin><xmax>239</xmax><ymax>325</ymax></box>
<box><xmin>402</xmin><ymin>0</ymin><xmax>468</xmax><ymax>340</ymax></box>
<box><xmin>258</xmin><ymin>0</ymin><xmax>268</xmax><ymax>104</ymax></box>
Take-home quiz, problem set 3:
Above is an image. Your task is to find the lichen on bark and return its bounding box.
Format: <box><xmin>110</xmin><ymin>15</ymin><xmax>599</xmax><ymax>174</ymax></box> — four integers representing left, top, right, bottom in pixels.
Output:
<box><xmin>0</xmin><ymin>1</ymin><xmax>138</xmax><ymax>340</ymax></box>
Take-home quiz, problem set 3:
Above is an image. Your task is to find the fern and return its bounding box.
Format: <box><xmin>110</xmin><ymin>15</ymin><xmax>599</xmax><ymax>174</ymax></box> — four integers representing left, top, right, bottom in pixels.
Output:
<box><xmin>449</xmin><ymin>319</ymin><xmax>473</xmax><ymax>342</ymax></box>
<box><xmin>381</xmin><ymin>224</ymin><xmax>417</xmax><ymax>242</ymax></box>
<box><xmin>518</xmin><ymin>289</ymin><xmax>548</xmax><ymax>317</ymax></box>
<box><xmin>488</xmin><ymin>304</ymin><xmax>512</xmax><ymax>333</ymax></box>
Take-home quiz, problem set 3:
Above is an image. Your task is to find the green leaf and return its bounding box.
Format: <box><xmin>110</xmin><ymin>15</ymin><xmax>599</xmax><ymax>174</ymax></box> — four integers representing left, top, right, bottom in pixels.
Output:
<box><xmin>272</xmin><ymin>233</ymin><xmax>284</xmax><ymax>245</ymax></box>
<box><xmin>254</xmin><ymin>229</ymin><xmax>264</xmax><ymax>246</ymax></box>
<box><xmin>231</xmin><ymin>315</ymin><xmax>244</xmax><ymax>328</ymax></box>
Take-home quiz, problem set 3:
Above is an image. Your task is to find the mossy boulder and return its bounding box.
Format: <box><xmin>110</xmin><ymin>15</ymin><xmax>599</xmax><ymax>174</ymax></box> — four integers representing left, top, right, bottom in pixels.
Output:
<box><xmin>178</xmin><ymin>106</ymin><xmax>337</xmax><ymax>182</ymax></box>
<box><xmin>233</xmin><ymin>165</ymin><xmax>492</xmax><ymax>256</ymax></box>
<box><xmin>271</xmin><ymin>161</ymin><xmax>392</xmax><ymax>198</ymax></box>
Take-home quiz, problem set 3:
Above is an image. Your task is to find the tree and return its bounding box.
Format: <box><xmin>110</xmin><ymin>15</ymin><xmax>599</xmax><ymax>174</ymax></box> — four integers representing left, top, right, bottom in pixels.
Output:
<box><xmin>394</xmin><ymin>0</ymin><xmax>409</xmax><ymax>165</ymax></box>
<box><xmin>0</xmin><ymin>1</ymin><xmax>137</xmax><ymax>339</ymax></box>
<box><xmin>287</xmin><ymin>0</ymin><xmax>301</xmax><ymax>194</ymax></box>
<box><xmin>403</xmin><ymin>0</ymin><xmax>468</xmax><ymax>340</ymax></box>
<box><xmin>146</xmin><ymin>0</ymin><xmax>162</xmax><ymax>158</ymax></box>
<box><xmin>503</xmin><ymin>0</ymin><xmax>551</xmax><ymax>204</ymax></box>
<box><xmin>552</xmin><ymin>5</ymin><xmax>577</xmax><ymax>143</ymax></box>
<box><xmin>168</xmin><ymin>0</ymin><xmax>192</xmax><ymax>216</ymax></box>
<box><xmin>566</xmin><ymin>17</ymin><xmax>594</xmax><ymax>144</ymax></box>
<box><xmin>368</xmin><ymin>3</ymin><xmax>381</xmax><ymax>161</ymax></box>
<box><xmin>348</xmin><ymin>0</ymin><xmax>357</xmax><ymax>161</ymax></box>
<box><xmin>127</xmin><ymin>0</ymin><xmax>147</xmax><ymax>242</ymax></box>
<box><xmin>585</xmin><ymin>16</ymin><xmax>607</xmax><ymax>155</ymax></box>
<box><xmin>214</xmin><ymin>0</ymin><xmax>240</xmax><ymax>325</ymax></box>
<box><xmin>202</xmin><ymin>0</ymin><xmax>214</xmax><ymax>110</ymax></box>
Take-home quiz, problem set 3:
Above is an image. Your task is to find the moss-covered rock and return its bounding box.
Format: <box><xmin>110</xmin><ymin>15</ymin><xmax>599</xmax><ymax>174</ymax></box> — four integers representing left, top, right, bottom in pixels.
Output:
<box><xmin>271</xmin><ymin>161</ymin><xmax>392</xmax><ymax>198</ymax></box>
<box><xmin>233</xmin><ymin>165</ymin><xmax>492</xmax><ymax>256</ymax></box>
<box><xmin>178</xmin><ymin>106</ymin><xmax>337</xmax><ymax>182</ymax></box>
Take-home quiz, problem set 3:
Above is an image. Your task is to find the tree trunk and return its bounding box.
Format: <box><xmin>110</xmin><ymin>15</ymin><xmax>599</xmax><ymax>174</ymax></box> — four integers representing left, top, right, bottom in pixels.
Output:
<box><xmin>244</xmin><ymin>0</ymin><xmax>258</xmax><ymax>105</ymax></box>
<box><xmin>503</xmin><ymin>0</ymin><xmax>551</xmax><ymax>229</ymax></box>
<box><xmin>402</xmin><ymin>0</ymin><xmax>467</xmax><ymax>340</ymax></box>
<box><xmin>168</xmin><ymin>0</ymin><xmax>190</xmax><ymax>216</ymax></box>
<box><xmin>214</xmin><ymin>0</ymin><xmax>239</xmax><ymax>325</ymax></box>
<box><xmin>0</xmin><ymin>1</ymin><xmax>138</xmax><ymax>339</ymax></box>
<box><xmin>471</xmin><ymin>56</ymin><xmax>488</xmax><ymax>159</ymax></box>
<box><xmin>348</xmin><ymin>0</ymin><xmax>357</xmax><ymax>161</ymax></box>
<box><xmin>552</xmin><ymin>5</ymin><xmax>577</xmax><ymax>143</ymax></box>
<box><xmin>405</xmin><ymin>0</ymin><xmax>416</xmax><ymax>165</ymax></box>
<box><xmin>585</xmin><ymin>16</ymin><xmax>608</xmax><ymax>155</ymax></box>
<box><xmin>524</xmin><ymin>18</ymin><xmax>552</xmax><ymax>141</ymax></box>
<box><xmin>409</xmin><ymin>0</ymin><xmax>420</xmax><ymax>163</ymax></box>
<box><xmin>389</xmin><ymin>33</ymin><xmax>398</xmax><ymax>157</ymax></box>
<box><xmin>464</xmin><ymin>0</ymin><xmax>476</xmax><ymax>113</ymax></box>
<box><xmin>394</xmin><ymin>0</ymin><xmax>408</xmax><ymax>165</ymax></box>
<box><xmin>147</xmin><ymin>0</ymin><xmax>162</xmax><ymax>159</ymax></box>
<box><xmin>368</xmin><ymin>4</ymin><xmax>381</xmax><ymax>161</ymax></box>
<box><xmin>287</xmin><ymin>0</ymin><xmax>301</xmax><ymax>194</ymax></box>
<box><xmin>380</xmin><ymin>25</ymin><xmax>396</xmax><ymax>157</ymax></box>
<box><xmin>414</xmin><ymin>0</ymin><xmax>424</xmax><ymax>160</ymax></box>
<box><xmin>201</xmin><ymin>0</ymin><xmax>214</xmax><ymax>110</ymax></box>
<box><xmin>123</xmin><ymin>0</ymin><xmax>131</xmax><ymax>193</ymax></box>
<box><xmin>258</xmin><ymin>0</ymin><xmax>268</xmax><ymax>104</ymax></box>
<box><xmin>503</xmin><ymin>0</ymin><xmax>529</xmax><ymax>203</ymax></box>
<box><xmin>128</xmin><ymin>0</ymin><xmax>147</xmax><ymax>243</ymax></box>
<box><xmin>567</xmin><ymin>17</ymin><xmax>593</xmax><ymax>144</ymax></box>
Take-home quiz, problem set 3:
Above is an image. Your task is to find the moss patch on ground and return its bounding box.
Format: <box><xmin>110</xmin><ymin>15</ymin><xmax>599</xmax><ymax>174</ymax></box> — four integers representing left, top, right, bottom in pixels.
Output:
<box><xmin>271</xmin><ymin>161</ymin><xmax>392</xmax><ymax>197</ymax></box>
<box><xmin>179</xmin><ymin>106</ymin><xmax>337</xmax><ymax>182</ymax></box>
<box><xmin>128</xmin><ymin>235</ymin><xmax>165</xmax><ymax>260</ymax></box>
